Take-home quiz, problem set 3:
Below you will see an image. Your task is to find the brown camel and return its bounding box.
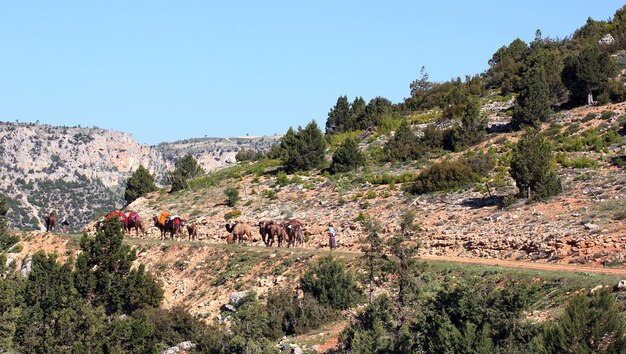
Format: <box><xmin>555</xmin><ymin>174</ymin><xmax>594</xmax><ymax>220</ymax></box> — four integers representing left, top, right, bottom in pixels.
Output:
<box><xmin>45</xmin><ymin>212</ymin><xmax>56</xmax><ymax>232</ymax></box>
<box><xmin>225</xmin><ymin>222</ymin><xmax>253</xmax><ymax>244</ymax></box>
<box><xmin>187</xmin><ymin>224</ymin><xmax>199</xmax><ymax>241</ymax></box>
<box><xmin>259</xmin><ymin>220</ymin><xmax>286</xmax><ymax>247</ymax></box>
<box><xmin>127</xmin><ymin>218</ymin><xmax>145</xmax><ymax>237</ymax></box>
<box><xmin>153</xmin><ymin>216</ymin><xmax>183</xmax><ymax>240</ymax></box>
<box><xmin>284</xmin><ymin>220</ymin><xmax>304</xmax><ymax>247</ymax></box>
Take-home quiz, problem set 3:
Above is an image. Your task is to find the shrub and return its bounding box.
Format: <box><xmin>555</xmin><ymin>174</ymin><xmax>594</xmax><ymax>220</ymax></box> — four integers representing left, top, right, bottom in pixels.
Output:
<box><xmin>600</xmin><ymin>110</ymin><xmax>616</xmax><ymax>120</ymax></box>
<box><xmin>556</xmin><ymin>154</ymin><xmax>597</xmax><ymax>169</ymax></box>
<box><xmin>224</xmin><ymin>210</ymin><xmax>241</xmax><ymax>220</ymax></box>
<box><xmin>224</xmin><ymin>187</ymin><xmax>240</xmax><ymax>207</ymax></box>
<box><xmin>408</xmin><ymin>160</ymin><xmax>481</xmax><ymax>194</ymax></box>
<box><xmin>235</xmin><ymin>149</ymin><xmax>265</xmax><ymax>161</ymax></box>
<box><xmin>276</xmin><ymin>171</ymin><xmax>289</xmax><ymax>186</ymax></box>
<box><xmin>263</xmin><ymin>190</ymin><xmax>277</xmax><ymax>200</ymax></box>
<box><xmin>300</xmin><ymin>254</ymin><xmax>364</xmax><ymax>310</ymax></box>
<box><xmin>581</xmin><ymin>113</ymin><xmax>597</xmax><ymax>122</ymax></box>
<box><xmin>463</xmin><ymin>151</ymin><xmax>497</xmax><ymax>176</ymax></box>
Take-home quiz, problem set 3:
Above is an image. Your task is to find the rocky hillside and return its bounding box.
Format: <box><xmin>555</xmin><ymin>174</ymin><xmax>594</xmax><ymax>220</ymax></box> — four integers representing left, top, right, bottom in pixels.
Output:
<box><xmin>155</xmin><ymin>135</ymin><xmax>281</xmax><ymax>171</ymax></box>
<box><xmin>108</xmin><ymin>101</ymin><xmax>626</xmax><ymax>268</ymax></box>
<box><xmin>0</xmin><ymin>122</ymin><xmax>279</xmax><ymax>231</ymax></box>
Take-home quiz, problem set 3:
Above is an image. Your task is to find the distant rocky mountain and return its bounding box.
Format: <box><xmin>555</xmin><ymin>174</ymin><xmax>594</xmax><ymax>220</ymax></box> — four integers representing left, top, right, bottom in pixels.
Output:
<box><xmin>154</xmin><ymin>135</ymin><xmax>281</xmax><ymax>172</ymax></box>
<box><xmin>0</xmin><ymin>121</ymin><xmax>280</xmax><ymax>231</ymax></box>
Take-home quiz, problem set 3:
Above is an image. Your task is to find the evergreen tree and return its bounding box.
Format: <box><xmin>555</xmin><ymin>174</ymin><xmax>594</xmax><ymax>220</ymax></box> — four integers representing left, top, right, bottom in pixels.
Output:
<box><xmin>74</xmin><ymin>218</ymin><xmax>163</xmax><ymax>315</ymax></box>
<box><xmin>486</xmin><ymin>38</ymin><xmax>529</xmax><ymax>94</ymax></box>
<box><xmin>384</xmin><ymin>120</ymin><xmax>420</xmax><ymax>161</ymax></box>
<box><xmin>361</xmin><ymin>97</ymin><xmax>394</xmax><ymax>130</ymax></box>
<box><xmin>169</xmin><ymin>154</ymin><xmax>204</xmax><ymax>192</ymax></box>
<box><xmin>348</xmin><ymin>96</ymin><xmax>366</xmax><ymax>131</ymax></box>
<box><xmin>330</xmin><ymin>137</ymin><xmax>365</xmax><ymax>174</ymax></box>
<box><xmin>283</xmin><ymin>121</ymin><xmax>326</xmax><ymax>172</ymax></box>
<box><xmin>360</xmin><ymin>218</ymin><xmax>386</xmax><ymax>304</ymax></box>
<box><xmin>0</xmin><ymin>195</ymin><xmax>17</xmax><ymax>251</ymax></box>
<box><xmin>325</xmin><ymin>95</ymin><xmax>350</xmax><ymax>134</ymax></box>
<box><xmin>387</xmin><ymin>211</ymin><xmax>421</xmax><ymax>315</ymax></box>
<box><xmin>124</xmin><ymin>165</ymin><xmax>157</xmax><ymax>204</ymax></box>
<box><xmin>562</xmin><ymin>45</ymin><xmax>618</xmax><ymax>105</ymax></box>
<box><xmin>174</xmin><ymin>154</ymin><xmax>204</xmax><ymax>179</ymax></box>
<box><xmin>512</xmin><ymin>64</ymin><xmax>552</xmax><ymax>130</ymax></box>
<box><xmin>452</xmin><ymin>97</ymin><xmax>488</xmax><ymax>150</ymax></box>
<box><xmin>300</xmin><ymin>254</ymin><xmax>364</xmax><ymax>310</ymax></box>
<box><xmin>541</xmin><ymin>290</ymin><xmax>626</xmax><ymax>353</ymax></box>
<box><xmin>509</xmin><ymin>129</ymin><xmax>562</xmax><ymax>200</ymax></box>
<box><xmin>441</xmin><ymin>81</ymin><xmax>468</xmax><ymax>120</ymax></box>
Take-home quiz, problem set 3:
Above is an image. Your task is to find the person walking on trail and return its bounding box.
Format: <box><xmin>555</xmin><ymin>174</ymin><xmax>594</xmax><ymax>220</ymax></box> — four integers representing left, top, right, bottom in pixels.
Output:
<box><xmin>328</xmin><ymin>223</ymin><xmax>336</xmax><ymax>250</ymax></box>
<box><xmin>61</xmin><ymin>216</ymin><xmax>70</xmax><ymax>233</ymax></box>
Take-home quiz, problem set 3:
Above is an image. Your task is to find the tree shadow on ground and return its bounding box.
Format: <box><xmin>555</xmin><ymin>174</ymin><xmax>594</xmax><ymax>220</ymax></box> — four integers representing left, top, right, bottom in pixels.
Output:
<box><xmin>461</xmin><ymin>195</ymin><xmax>503</xmax><ymax>209</ymax></box>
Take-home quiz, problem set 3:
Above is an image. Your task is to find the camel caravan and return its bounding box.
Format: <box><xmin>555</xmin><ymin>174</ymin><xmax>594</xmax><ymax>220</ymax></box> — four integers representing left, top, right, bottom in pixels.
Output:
<box><xmin>80</xmin><ymin>209</ymin><xmax>310</xmax><ymax>248</ymax></box>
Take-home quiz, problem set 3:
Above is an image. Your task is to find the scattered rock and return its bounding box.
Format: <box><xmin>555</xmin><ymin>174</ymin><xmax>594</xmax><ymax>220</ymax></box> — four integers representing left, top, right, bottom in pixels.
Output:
<box><xmin>598</xmin><ymin>34</ymin><xmax>615</xmax><ymax>46</ymax></box>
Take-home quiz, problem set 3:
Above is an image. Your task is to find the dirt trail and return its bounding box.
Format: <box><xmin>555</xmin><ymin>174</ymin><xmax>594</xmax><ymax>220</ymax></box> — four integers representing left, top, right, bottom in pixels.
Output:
<box><xmin>418</xmin><ymin>254</ymin><xmax>626</xmax><ymax>275</ymax></box>
<box><xmin>123</xmin><ymin>236</ymin><xmax>626</xmax><ymax>276</ymax></box>
<box><xmin>18</xmin><ymin>232</ymin><xmax>626</xmax><ymax>277</ymax></box>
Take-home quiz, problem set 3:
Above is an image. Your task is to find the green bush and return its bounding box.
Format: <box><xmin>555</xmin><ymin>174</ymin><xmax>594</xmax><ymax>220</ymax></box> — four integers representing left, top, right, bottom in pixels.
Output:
<box><xmin>224</xmin><ymin>210</ymin><xmax>242</xmax><ymax>220</ymax></box>
<box><xmin>600</xmin><ymin>110</ymin><xmax>616</xmax><ymax>120</ymax></box>
<box><xmin>408</xmin><ymin>160</ymin><xmax>481</xmax><ymax>194</ymax></box>
<box><xmin>300</xmin><ymin>254</ymin><xmax>364</xmax><ymax>310</ymax></box>
<box><xmin>276</xmin><ymin>171</ymin><xmax>289</xmax><ymax>186</ymax></box>
<box><xmin>224</xmin><ymin>187</ymin><xmax>240</xmax><ymax>207</ymax></box>
<box><xmin>556</xmin><ymin>154</ymin><xmax>598</xmax><ymax>168</ymax></box>
<box><xmin>581</xmin><ymin>113</ymin><xmax>597</xmax><ymax>122</ymax></box>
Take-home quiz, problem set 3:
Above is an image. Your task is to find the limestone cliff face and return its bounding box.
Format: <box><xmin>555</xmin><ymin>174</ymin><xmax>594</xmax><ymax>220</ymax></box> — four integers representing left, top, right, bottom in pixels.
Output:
<box><xmin>0</xmin><ymin>122</ymin><xmax>168</xmax><ymax>187</ymax></box>
<box><xmin>0</xmin><ymin>122</ymin><xmax>169</xmax><ymax>230</ymax></box>
<box><xmin>0</xmin><ymin>122</ymin><xmax>280</xmax><ymax>231</ymax></box>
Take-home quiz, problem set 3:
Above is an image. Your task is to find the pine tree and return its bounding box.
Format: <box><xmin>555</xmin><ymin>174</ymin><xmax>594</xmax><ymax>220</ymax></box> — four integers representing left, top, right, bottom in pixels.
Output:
<box><xmin>124</xmin><ymin>165</ymin><xmax>157</xmax><ymax>204</ymax></box>
<box><xmin>74</xmin><ymin>218</ymin><xmax>163</xmax><ymax>315</ymax></box>
<box><xmin>387</xmin><ymin>211</ymin><xmax>421</xmax><ymax>314</ymax></box>
<box><xmin>0</xmin><ymin>195</ymin><xmax>17</xmax><ymax>251</ymax></box>
<box><xmin>348</xmin><ymin>96</ymin><xmax>366</xmax><ymax>131</ymax></box>
<box><xmin>174</xmin><ymin>154</ymin><xmax>204</xmax><ymax>179</ymax></box>
<box><xmin>384</xmin><ymin>120</ymin><xmax>420</xmax><ymax>161</ymax></box>
<box><xmin>283</xmin><ymin>121</ymin><xmax>326</xmax><ymax>172</ymax></box>
<box><xmin>330</xmin><ymin>137</ymin><xmax>365</xmax><ymax>174</ymax></box>
<box><xmin>509</xmin><ymin>129</ymin><xmax>562</xmax><ymax>200</ymax></box>
<box><xmin>169</xmin><ymin>154</ymin><xmax>204</xmax><ymax>192</ymax></box>
<box><xmin>512</xmin><ymin>64</ymin><xmax>552</xmax><ymax>130</ymax></box>
<box><xmin>300</xmin><ymin>254</ymin><xmax>364</xmax><ymax>310</ymax></box>
<box><xmin>325</xmin><ymin>95</ymin><xmax>350</xmax><ymax>134</ymax></box>
<box><xmin>562</xmin><ymin>45</ymin><xmax>618</xmax><ymax>105</ymax></box>
<box><xmin>360</xmin><ymin>218</ymin><xmax>386</xmax><ymax>304</ymax></box>
<box><xmin>452</xmin><ymin>97</ymin><xmax>487</xmax><ymax>150</ymax></box>
<box><xmin>541</xmin><ymin>290</ymin><xmax>626</xmax><ymax>353</ymax></box>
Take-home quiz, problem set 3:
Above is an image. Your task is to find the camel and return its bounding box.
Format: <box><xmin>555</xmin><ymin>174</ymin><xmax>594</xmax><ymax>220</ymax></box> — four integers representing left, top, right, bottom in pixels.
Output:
<box><xmin>225</xmin><ymin>222</ymin><xmax>253</xmax><ymax>244</ymax></box>
<box><xmin>187</xmin><ymin>224</ymin><xmax>199</xmax><ymax>241</ymax></box>
<box><xmin>153</xmin><ymin>216</ymin><xmax>183</xmax><ymax>240</ymax></box>
<box><xmin>259</xmin><ymin>220</ymin><xmax>286</xmax><ymax>247</ymax></box>
<box><xmin>126</xmin><ymin>212</ymin><xmax>144</xmax><ymax>237</ymax></box>
<box><xmin>284</xmin><ymin>220</ymin><xmax>304</xmax><ymax>247</ymax></box>
<box><xmin>127</xmin><ymin>218</ymin><xmax>145</xmax><ymax>237</ymax></box>
<box><xmin>45</xmin><ymin>213</ymin><xmax>56</xmax><ymax>232</ymax></box>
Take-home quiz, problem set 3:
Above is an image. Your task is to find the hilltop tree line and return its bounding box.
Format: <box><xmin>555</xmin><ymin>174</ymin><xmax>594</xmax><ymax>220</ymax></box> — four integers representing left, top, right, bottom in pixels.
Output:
<box><xmin>120</xmin><ymin>6</ymin><xmax>626</xmax><ymax>202</ymax></box>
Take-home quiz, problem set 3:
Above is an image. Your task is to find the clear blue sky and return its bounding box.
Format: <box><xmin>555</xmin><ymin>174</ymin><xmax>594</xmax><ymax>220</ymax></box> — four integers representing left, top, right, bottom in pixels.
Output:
<box><xmin>0</xmin><ymin>1</ymin><xmax>623</xmax><ymax>145</ymax></box>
